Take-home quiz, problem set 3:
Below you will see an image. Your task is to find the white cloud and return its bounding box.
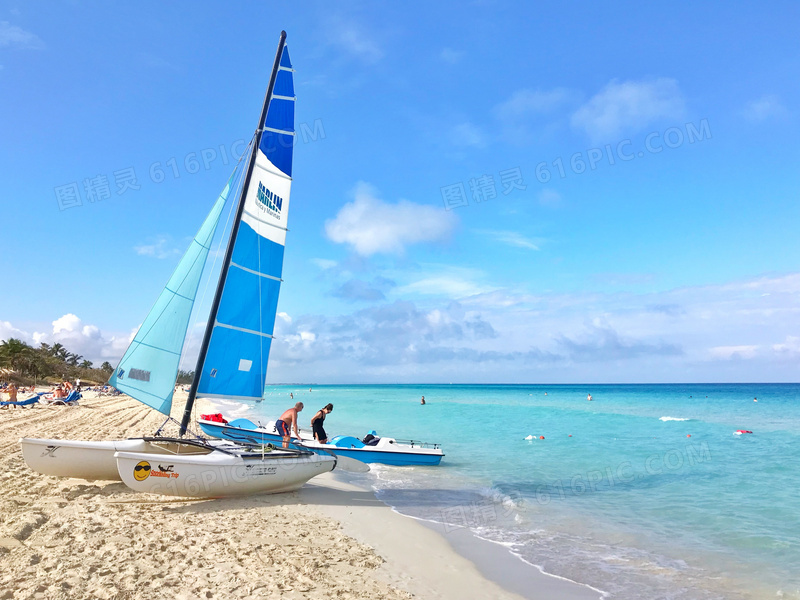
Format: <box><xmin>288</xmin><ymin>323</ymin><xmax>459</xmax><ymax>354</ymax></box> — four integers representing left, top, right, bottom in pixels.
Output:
<box><xmin>741</xmin><ymin>95</ymin><xmax>788</xmax><ymax>121</ymax></box>
<box><xmin>264</xmin><ymin>271</ymin><xmax>800</xmax><ymax>383</ymax></box>
<box><xmin>571</xmin><ymin>78</ymin><xmax>684</xmax><ymax>142</ymax></box>
<box><xmin>277</xmin><ymin>312</ymin><xmax>292</xmax><ymax>325</ymax></box>
<box><xmin>325</xmin><ymin>182</ymin><xmax>457</xmax><ymax>256</ymax></box>
<box><xmin>134</xmin><ymin>235</ymin><xmax>182</xmax><ymax>259</ymax></box>
<box><xmin>0</xmin><ymin>21</ymin><xmax>44</xmax><ymax>49</ymax></box>
<box><xmin>772</xmin><ymin>336</ymin><xmax>800</xmax><ymax>357</ymax></box>
<box><xmin>1</xmin><ymin>314</ymin><xmax>131</xmax><ymax>366</ymax></box>
<box><xmin>0</xmin><ymin>320</ymin><xmax>28</xmax><ymax>341</ymax></box>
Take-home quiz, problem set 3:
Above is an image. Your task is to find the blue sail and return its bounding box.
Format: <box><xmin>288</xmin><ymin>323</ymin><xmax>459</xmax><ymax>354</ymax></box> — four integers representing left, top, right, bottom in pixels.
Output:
<box><xmin>109</xmin><ymin>180</ymin><xmax>231</xmax><ymax>414</ymax></box>
<box><xmin>197</xmin><ymin>45</ymin><xmax>294</xmax><ymax>401</ymax></box>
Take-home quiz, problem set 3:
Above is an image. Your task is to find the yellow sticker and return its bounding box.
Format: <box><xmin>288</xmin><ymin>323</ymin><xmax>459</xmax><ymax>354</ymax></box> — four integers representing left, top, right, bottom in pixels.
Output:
<box><xmin>133</xmin><ymin>461</ymin><xmax>151</xmax><ymax>481</ymax></box>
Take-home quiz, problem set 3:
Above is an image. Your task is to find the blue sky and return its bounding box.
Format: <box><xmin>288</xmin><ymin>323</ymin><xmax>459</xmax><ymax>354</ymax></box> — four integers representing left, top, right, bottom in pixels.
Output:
<box><xmin>1</xmin><ymin>2</ymin><xmax>798</xmax><ymax>382</ymax></box>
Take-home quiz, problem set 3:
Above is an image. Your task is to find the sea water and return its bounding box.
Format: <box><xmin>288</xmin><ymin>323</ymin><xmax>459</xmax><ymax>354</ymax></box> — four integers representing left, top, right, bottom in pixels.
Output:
<box><xmin>244</xmin><ymin>383</ymin><xmax>800</xmax><ymax>600</ymax></box>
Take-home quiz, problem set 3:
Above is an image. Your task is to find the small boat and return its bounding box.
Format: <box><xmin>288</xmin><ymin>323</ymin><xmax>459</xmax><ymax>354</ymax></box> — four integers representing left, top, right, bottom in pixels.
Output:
<box><xmin>199</xmin><ymin>417</ymin><xmax>445</xmax><ymax>466</ymax></box>
<box><xmin>20</xmin><ymin>31</ymin><xmax>338</xmax><ymax>496</ymax></box>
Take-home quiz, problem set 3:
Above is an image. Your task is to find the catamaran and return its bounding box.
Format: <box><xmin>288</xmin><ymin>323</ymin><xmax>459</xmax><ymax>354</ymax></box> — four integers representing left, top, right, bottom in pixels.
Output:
<box><xmin>20</xmin><ymin>31</ymin><xmax>339</xmax><ymax>497</ymax></box>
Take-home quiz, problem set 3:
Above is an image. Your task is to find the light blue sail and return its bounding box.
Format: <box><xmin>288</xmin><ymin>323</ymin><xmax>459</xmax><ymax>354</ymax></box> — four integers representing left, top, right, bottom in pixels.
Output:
<box><xmin>109</xmin><ymin>179</ymin><xmax>231</xmax><ymax>414</ymax></box>
<box><xmin>198</xmin><ymin>45</ymin><xmax>294</xmax><ymax>401</ymax></box>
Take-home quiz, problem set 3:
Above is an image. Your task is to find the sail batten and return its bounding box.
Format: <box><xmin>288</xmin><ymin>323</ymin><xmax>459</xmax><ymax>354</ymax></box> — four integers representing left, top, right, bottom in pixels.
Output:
<box><xmin>196</xmin><ymin>41</ymin><xmax>294</xmax><ymax>402</ymax></box>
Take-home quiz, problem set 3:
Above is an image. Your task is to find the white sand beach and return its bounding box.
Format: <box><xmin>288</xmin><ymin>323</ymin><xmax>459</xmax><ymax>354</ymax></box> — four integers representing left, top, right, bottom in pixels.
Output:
<box><xmin>0</xmin><ymin>391</ymin><xmax>599</xmax><ymax>599</ymax></box>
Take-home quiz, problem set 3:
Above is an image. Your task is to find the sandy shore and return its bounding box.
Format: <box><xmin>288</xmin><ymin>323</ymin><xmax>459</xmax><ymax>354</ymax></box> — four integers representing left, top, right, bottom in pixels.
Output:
<box><xmin>0</xmin><ymin>390</ymin><xmax>598</xmax><ymax>599</ymax></box>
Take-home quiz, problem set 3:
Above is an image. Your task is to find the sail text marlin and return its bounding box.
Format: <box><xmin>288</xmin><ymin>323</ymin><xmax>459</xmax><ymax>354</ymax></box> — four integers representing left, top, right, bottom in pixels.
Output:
<box><xmin>257</xmin><ymin>182</ymin><xmax>283</xmax><ymax>219</ymax></box>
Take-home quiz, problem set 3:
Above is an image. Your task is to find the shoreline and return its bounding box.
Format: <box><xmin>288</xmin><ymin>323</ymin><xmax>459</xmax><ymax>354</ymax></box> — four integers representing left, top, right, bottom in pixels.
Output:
<box><xmin>312</xmin><ymin>472</ymin><xmax>604</xmax><ymax>600</ymax></box>
<box><xmin>0</xmin><ymin>390</ymin><xmax>599</xmax><ymax>599</ymax></box>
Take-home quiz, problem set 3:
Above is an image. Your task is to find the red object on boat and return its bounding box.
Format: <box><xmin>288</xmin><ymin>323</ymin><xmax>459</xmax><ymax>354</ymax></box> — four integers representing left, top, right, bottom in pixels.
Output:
<box><xmin>201</xmin><ymin>413</ymin><xmax>228</xmax><ymax>424</ymax></box>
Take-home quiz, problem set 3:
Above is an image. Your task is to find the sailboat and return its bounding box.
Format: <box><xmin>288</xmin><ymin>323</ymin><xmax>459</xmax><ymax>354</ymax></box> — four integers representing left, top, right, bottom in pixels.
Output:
<box><xmin>20</xmin><ymin>31</ymin><xmax>338</xmax><ymax>497</ymax></box>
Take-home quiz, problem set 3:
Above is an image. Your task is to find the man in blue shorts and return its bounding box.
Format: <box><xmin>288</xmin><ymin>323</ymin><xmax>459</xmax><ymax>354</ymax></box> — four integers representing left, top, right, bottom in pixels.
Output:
<box><xmin>276</xmin><ymin>402</ymin><xmax>303</xmax><ymax>448</ymax></box>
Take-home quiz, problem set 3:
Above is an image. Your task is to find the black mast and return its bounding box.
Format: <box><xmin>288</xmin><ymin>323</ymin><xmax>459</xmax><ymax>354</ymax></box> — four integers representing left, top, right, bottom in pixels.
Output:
<box><xmin>180</xmin><ymin>30</ymin><xmax>287</xmax><ymax>436</ymax></box>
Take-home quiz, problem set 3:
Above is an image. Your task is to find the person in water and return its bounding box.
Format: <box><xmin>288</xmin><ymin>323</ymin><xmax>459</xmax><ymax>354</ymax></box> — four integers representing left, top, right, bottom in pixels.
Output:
<box><xmin>311</xmin><ymin>403</ymin><xmax>334</xmax><ymax>444</ymax></box>
<box><xmin>420</xmin><ymin>396</ymin><xmax>426</xmax><ymax>405</ymax></box>
<box><xmin>276</xmin><ymin>402</ymin><xmax>303</xmax><ymax>448</ymax></box>
<box><xmin>587</xmin><ymin>393</ymin><xmax>593</xmax><ymax>401</ymax></box>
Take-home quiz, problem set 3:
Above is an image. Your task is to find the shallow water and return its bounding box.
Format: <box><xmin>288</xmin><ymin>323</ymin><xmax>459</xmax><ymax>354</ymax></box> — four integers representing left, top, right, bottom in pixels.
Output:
<box><xmin>245</xmin><ymin>383</ymin><xmax>800</xmax><ymax>600</ymax></box>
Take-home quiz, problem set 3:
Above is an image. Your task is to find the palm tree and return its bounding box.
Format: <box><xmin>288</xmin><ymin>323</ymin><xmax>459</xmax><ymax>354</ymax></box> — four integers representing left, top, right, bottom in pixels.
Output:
<box><xmin>0</xmin><ymin>338</ymin><xmax>33</xmax><ymax>373</ymax></box>
<box><xmin>80</xmin><ymin>360</ymin><xmax>93</xmax><ymax>369</ymax></box>
<box><xmin>100</xmin><ymin>361</ymin><xmax>114</xmax><ymax>373</ymax></box>
<box><xmin>49</xmin><ymin>343</ymin><xmax>67</xmax><ymax>360</ymax></box>
<box><xmin>66</xmin><ymin>352</ymin><xmax>83</xmax><ymax>367</ymax></box>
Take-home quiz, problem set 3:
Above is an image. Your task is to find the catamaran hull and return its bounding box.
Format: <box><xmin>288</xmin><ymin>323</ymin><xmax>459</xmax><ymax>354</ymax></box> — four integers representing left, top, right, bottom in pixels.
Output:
<box><xmin>20</xmin><ymin>438</ymin><xmax>152</xmax><ymax>481</ymax></box>
<box><xmin>115</xmin><ymin>450</ymin><xmax>336</xmax><ymax>498</ymax></box>
<box><xmin>199</xmin><ymin>420</ymin><xmax>444</xmax><ymax>466</ymax></box>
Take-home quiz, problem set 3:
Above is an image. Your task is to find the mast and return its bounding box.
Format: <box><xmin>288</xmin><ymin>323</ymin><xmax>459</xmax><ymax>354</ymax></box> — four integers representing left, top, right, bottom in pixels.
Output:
<box><xmin>180</xmin><ymin>30</ymin><xmax>287</xmax><ymax>436</ymax></box>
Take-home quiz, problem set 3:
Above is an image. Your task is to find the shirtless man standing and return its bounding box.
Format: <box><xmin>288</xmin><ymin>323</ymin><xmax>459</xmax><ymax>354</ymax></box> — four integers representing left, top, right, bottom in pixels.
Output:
<box><xmin>276</xmin><ymin>402</ymin><xmax>303</xmax><ymax>448</ymax></box>
<box><xmin>3</xmin><ymin>384</ymin><xmax>18</xmax><ymax>403</ymax></box>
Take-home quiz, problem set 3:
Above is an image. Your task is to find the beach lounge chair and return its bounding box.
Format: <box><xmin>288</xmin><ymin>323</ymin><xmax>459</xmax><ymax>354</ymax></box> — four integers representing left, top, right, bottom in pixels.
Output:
<box><xmin>53</xmin><ymin>390</ymin><xmax>80</xmax><ymax>405</ymax></box>
<box><xmin>0</xmin><ymin>392</ymin><xmax>45</xmax><ymax>408</ymax></box>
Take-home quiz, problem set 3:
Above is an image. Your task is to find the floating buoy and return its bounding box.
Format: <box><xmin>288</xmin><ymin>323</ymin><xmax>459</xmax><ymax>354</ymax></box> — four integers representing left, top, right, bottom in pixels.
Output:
<box><xmin>735</xmin><ymin>430</ymin><xmax>753</xmax><ymax>434</ymax></box>
<box><xmin>539</xmin><ymin>436</ymin><xmax>545</xmax><ymax>440</ymax></box>
<box><xmin>568</xmin><ymin>434</ymin><xmax>572</xmax><ymax>437</ymax></box>
<box><xmin>687</xmin><ymin>434</ymin><xmax>691</xmax><ymax>437</ymax></box>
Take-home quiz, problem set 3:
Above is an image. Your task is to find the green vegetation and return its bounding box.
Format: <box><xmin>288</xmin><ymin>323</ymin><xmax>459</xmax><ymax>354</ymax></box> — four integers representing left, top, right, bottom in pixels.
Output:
<box><xmin>0</xmin><ymin>338</ymin><xmax>113</xmax><ymax>385</ymax></box>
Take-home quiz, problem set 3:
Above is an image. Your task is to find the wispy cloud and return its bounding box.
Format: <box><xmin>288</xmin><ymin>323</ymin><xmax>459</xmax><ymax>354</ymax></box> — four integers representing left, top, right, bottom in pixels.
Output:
<box><xmin>571</xmin><ymin>78</ymin><xmax>685</xmax><ymax>142</ymax></box>
<box><xmin>333</xmin><ymin>277</ymin><xmax>395</xmax><ymax>302</ymax></box>
<box><xmin>328</xmin><ymin>19</ymin><xmax>383</xmax><ymax>64</ymax></box>
<box><xmin>707</xmin><ymin>345</ymin><xmax>759</xmax><ymax>360</ymax></box>
<box><xmin>450</xmin><ymin>122</ymin><xmax>484</xmax><ymax>148</ymax></box>
<box><xmin>741</xmin><ymin>95</ymin><xmax>788</xmax><ymax>121</ymax></box>
<box><xmin>475</xmin><ymin>229</ymin><xmax>541</xmax><ymax>251</ymax></box>
<box><xmin>325</xmin><ymin>182</ymin><xmax>457</xmax><ymax>256</ymax></box>
<box><xmin>311</xmin><ymin>258</ymin><xmax>338</xmax><ymax>270</ymax></box>
<box><xmin>395</xmin><ymin>265</ymin><xmax>493</xmax><ymax>298</ymax></box>
<box><xmin>494</xmin><ymin>87</ymin><xmax>575</xmax><ymax>144</ymax></box>
<box><xmin>0</xmin><ymin>21</ymin><xmax>44</xmax><ymax>50</ymax></box>
<box><xmin>134</xmin><ymin>236</ymin><xmax>182</xmax><ymax>260</ymax></box>
<box><xmin>495</xmin><ymin>87</ymin><xmax>574</xmax><ymax>120</ymax></box>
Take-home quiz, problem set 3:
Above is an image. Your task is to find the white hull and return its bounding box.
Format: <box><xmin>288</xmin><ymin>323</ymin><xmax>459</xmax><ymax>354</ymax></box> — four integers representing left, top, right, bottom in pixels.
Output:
<box><xmin>20</xmin><ymin>438</ymin><xmax>151</xmax><ymax>481</ymax></box>
<box><xmin>116</xmin><ymin>448</ymin><xmax>336</xmax><ymax>498</ymax></box>
<box><xmin>19</xmin><ymin>437</ymin><xmax>249</xmax><ymax>482</ymax></box>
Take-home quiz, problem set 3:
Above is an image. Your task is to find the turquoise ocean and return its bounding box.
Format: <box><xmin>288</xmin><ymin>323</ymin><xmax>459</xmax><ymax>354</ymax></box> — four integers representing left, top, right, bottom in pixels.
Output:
<box><xmin>231</xmin><ymin>383</ymin><xmax>799</xmax><ymax>600</ymax></box>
